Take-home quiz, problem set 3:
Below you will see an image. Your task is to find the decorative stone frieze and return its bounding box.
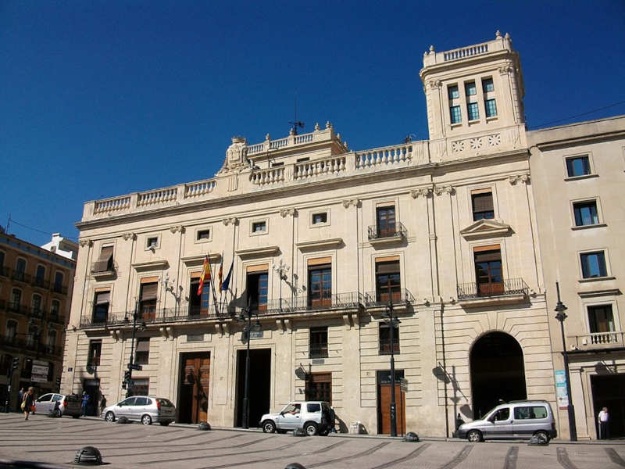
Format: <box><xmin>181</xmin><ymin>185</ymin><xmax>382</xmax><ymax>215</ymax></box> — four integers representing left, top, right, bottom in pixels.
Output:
<box><xmin>79</xmin><ymin>239</ymin><xmax>92</xmax><ymax>248</ymax></box>
<box><xmin>169</xmin><ymin>225</ymin><xmax>185</xmax><ymax>234</ymax></box>
<box><xmin>342</xmin><ymin>199</ymin><xmax>360</xmax><ymax>208</ymax></box>
<box><xmin>434</xmin><ymin>185</ymin><xmax>455</xmax><ymax>196</ymax></box>
<box><xmin>122</xmin><ymin>232</ymin><xmax>136</xmax><ymax>241</ymax></box>
<box><xmin>222</xmin><ymin>217</ymin><xmax>238</xmax><ymax>226</ymax></box>
<box><xmin>410</xmin><ymin>187</ymin><xmax>433</xmax><ymax>198</ymax></box>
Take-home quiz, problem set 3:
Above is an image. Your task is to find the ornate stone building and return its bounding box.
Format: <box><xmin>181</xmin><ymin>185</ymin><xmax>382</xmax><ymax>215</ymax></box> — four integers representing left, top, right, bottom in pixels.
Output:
<box><xmin>63</xmin><ymin>32</ymin><xmax>623</xmax><ymax>438</ymax></box>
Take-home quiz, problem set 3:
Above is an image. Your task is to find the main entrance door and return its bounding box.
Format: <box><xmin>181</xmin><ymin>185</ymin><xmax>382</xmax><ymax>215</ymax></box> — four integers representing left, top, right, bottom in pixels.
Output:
<box><xmin>591</xmin><ymin>373</ymin><xmax>625</xmax><ymax>439</ymax></box>
<box><xmin>178</xmin><ymin>353</ymin><xmax>210</xmax><ymax>424</ymax></box>
<box><xmin>235</xmin><ymin>348</ymin><xmax>271</xmax><ymax>428</ymax></box>
<box><xmin>470</xmin><ymin>332</ymin><xmax>526</xmax><ymax>419</ymax></box>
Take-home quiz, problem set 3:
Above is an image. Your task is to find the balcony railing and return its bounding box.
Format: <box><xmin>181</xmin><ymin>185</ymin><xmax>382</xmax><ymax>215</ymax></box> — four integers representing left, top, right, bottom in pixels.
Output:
<box><xmin>573</xmin><ymin>331</ymin><xmax>625</xmax><ymax>349</ymax></box>
<box><xmin>368</xmin><ymin>222</ymin><xmax>407</xmax><ymax>241</ymax></box>
<box><xmin>363</xmin><ymin>289</ymin><xmax>415</xmax><ymax>307</ymax></box>
<box><xmin>457</xmin><ymin>278</ymin><xmax>528</xmax><ymax>301</ymax></box>
<box><xmin>0</xmin><ymin>265</ymin><xmax>70</xmax><ymax>294</ymax></box>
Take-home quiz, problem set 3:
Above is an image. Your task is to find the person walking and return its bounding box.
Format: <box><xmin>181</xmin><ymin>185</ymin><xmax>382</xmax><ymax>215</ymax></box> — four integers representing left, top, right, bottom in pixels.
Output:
<box><xmin>81</xmin><ymin>392</ymin><xmax>90</xmax><ymax>417</ymax></box>
<box><xmin>17</xmin><ymin>388</ymin><xmax>24</xmax><ymax>412</ymax></box>
<box><xmin>22</xmin><ymin>387</ymin><xmax>34</xmax><ymax>420</ymax></box>
<box><xmin>598</xmin><ymin>406</ymin><xmax>609</xmax><ymax>439</ymax></box>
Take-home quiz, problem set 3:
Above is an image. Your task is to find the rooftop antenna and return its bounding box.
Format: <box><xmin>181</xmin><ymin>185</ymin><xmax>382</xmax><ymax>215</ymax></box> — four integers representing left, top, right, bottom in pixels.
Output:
<box><xmin>289</xmin><ymin>95</ymin><xmax>304</xmax><ymax>135</ymax></box>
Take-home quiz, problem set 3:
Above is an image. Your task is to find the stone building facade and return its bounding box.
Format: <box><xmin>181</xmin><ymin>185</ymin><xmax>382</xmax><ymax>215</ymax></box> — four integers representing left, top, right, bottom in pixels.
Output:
<box><xmin>62</xmin><ymin>32</ymin><xmax>623</xmax><ymax>438</ymax></box>
<box><xmin>0</xmin><ymin>231</ymin><xmax>76</xmax><ymax>411</ymax></box>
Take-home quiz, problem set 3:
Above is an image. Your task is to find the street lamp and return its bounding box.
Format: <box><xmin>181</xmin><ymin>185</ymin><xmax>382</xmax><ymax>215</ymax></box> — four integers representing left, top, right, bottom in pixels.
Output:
<box><xmin>554</xmin><ymin>282</ymin><xmax>577</xmax><ymax>441</ymax></box>
<box><xmin>239</xmin><ymin>306</ymin><xmax>261</xmax><ymax>429</ymax></box>
<box><xmin>124</xmin><ymin>304</ymin><xmax>146</xmax><ymax>398</ymax></box>
<box><xmin>382</xmin><ymin>282</ymin><xmax>400</xmax><ymax>437</ymax></box>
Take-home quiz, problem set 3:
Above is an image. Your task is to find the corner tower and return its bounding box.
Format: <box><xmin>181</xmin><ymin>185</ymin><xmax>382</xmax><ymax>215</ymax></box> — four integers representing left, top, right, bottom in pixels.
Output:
<box><xmin>420</xmin><ymin>31</ymin><xmax>526</xmax><ymax>160</ymax></box>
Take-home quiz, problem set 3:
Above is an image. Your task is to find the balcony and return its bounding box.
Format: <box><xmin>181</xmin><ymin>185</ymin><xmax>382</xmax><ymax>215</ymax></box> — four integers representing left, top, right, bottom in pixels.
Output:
<box><xmin>368</xmin><ymin>222</ymin><xmax>407</xmax><ymax>247</ymax></box>
<box><xmin>457</xmin><ymin>278</ymin><xmax>529</xmax><ymax>307</ymax></box>
<box><xmin>363</xmin><ymin>289</ymin><xmax>415</xmax><ymax>309</ymax></box>
<box><xmin>572</xmin><ymin>331</ymin><xmax>625</xmax><ymax>351</ymax></box>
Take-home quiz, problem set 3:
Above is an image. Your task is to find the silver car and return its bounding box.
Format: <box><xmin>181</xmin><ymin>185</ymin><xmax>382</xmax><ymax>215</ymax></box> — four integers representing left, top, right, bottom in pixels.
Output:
<box><xmin>101</xmin><ymin>396</ymin><xmax>175</xmax><ymax>426</ymax></box>
<box><xmin>34</xmin><ymin>393</ymin><xmax>82</xmax><ymax>418</ymax></box>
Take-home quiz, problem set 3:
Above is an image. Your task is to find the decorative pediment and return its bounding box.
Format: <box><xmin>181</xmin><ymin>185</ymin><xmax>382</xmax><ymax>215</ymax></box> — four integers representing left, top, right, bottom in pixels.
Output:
<box><xmin>235</xmin><ymin>246</ymin><xmax>280</xmax><ymax>260</ymax></box>
<box><xmin>296</xmin><ymin>238</ymin><xmax>344</xmax><ymax>252</ymax></box>
<box><xmin>181</xmin><ymin>253</ymin><xmax>221</xmax><ymax>266</ymax></box>
<box><xmin>460</xmin><ymin>219</ymin><xmax>512</xmax><ymax>240</ymax></box>
<box><xmin>132</xmin><ymin>260</ymin><xmax>169</xmax><ymax>272</ymax></box>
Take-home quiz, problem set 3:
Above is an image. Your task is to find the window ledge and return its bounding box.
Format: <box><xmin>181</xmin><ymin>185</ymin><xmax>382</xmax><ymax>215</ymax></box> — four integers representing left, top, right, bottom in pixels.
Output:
<box><xmin>579</xmin><ymin>276</ymin><xmax>616</xmax><ymax>284</ymax></box>
<box><xmin>572</xmin><ymin>223</ymin><xmax>607</xmax><ymax>231</ymax></box>
<box><xmin>564</xmin><ymin>174</ymin><xmax>598</xmax><ymax>182</ymax></box>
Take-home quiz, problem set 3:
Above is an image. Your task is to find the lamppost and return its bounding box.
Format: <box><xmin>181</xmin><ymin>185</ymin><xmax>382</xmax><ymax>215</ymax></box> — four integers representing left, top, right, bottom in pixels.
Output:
<box><xmin>124</xmin><ymin>304</ymin><xmax>146</xmax><ymax>398</ymax></box>
<box><xmin>273</xmin><ymin>260</ymin><xmax>289</xmax><ymax>311</ymax></box>
<box><xmin>554</xmin><ymin>282</ymin><xmax>577</xmax><ymax>441</ymax></box>
<box><xmin>382</xmin><ymin>281</ymin><xmax>400</xmax><ymax>437</ymax></box>
<box><xmin>239</xmin><ymin>306</ymin><xmax>260</xmax><ymax>429</ymax></box>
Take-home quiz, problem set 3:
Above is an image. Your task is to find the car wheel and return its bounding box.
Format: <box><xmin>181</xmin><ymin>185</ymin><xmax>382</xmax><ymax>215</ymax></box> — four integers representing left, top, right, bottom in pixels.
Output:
<box><xmin>304</xmin><ymin>422</ymin><xmax>318</xmax><ymax>436</ymax></box>
<box><xmin>262</xmin><ymin>420</ymin><xmax>276</xmax><ymax>433</ymax></box>
<box><xmin>534</xmin><ymin>430</ymin><xmax>549</xmax><ymax>442</ymax></box>
<box><xmin>141</xmin><ymin>414</ymin><xmax>153</xmax><ymax>425</ymax></box>
<box><xmin>160</xmin><ymin>421</ymin><xmax>171</xmax><ymax>426</ymax></box>
<box><xmin>467</xmin><ymin>430</ymin><xmax>482</xmax><ymax>442</ymax></box>
<box><xmin>105</xmin><ymin>411</ymin><xmax>115</xmax><ymax>423</ymax></box>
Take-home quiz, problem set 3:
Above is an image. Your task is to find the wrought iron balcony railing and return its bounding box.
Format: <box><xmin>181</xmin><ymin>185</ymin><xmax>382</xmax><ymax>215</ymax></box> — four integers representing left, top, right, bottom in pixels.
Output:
<box><xmin>457</xmin><ymin>278</ymin><xmax>528</xmax><ymax>300</ymax></box>
<box><xmin>367</xmin><ymin>222</ymin><xmax>407</xmax><ymax>241</ymax></box>
<box><xmin>363</xmin><ymin>289</ymin><xmax>415</xmax><ymax>307</ymax></box>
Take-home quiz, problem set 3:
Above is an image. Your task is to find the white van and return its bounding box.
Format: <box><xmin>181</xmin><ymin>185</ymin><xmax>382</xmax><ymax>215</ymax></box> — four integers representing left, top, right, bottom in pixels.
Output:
<box><xmin>457</xmin><ymin>400</ymin><xmax>557</xmax><ymax>442</ymax></box>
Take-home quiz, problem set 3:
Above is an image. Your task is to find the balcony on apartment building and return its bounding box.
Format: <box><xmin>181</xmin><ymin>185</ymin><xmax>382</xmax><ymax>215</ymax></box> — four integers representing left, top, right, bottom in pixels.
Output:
<box><xmin>0</xmin><ymin>299</ymin><xmax>66</xmax><ymax>324</ymax></box>
<box><xmin>571</xmin><ymin>331</ymin><xmax>625</xmax><ymax>352</ymax></box>
<box><xmin>0</xmin><ymin>335</ymin><xmax>63</xmax><ymax>358</ymax></box>
<box><xmin>368</xmin><ymin>221</ymin><xmax>408</xmax><ymax>247</ymax></box>
<box><xmin>457</xmin><ymin>277</ymin><xmax>529</xmax><ymax>307</ymax></box>
<box><xmin>79</xmin><ymin>289</ymin><xmax>416</xmax><ymax>331</ymax></box>
<box><xmin>0</xmin><ymin>265</ymin><xmax>69</xmax><ymax>294</ymax></box>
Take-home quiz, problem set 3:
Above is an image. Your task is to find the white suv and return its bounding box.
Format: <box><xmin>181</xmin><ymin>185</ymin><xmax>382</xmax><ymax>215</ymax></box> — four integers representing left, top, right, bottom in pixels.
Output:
<box><xmin>260</xmin><ymin>401</ymin><xmax>333</xmax><ymax>436</ymax></box>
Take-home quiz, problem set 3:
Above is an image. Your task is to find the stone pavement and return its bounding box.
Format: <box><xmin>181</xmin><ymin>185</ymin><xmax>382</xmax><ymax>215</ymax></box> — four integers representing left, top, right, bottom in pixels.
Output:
<box><xmin>0</xmin><ymin>413</ymin><xmax>624</xmax><ymax>468</ymax></box>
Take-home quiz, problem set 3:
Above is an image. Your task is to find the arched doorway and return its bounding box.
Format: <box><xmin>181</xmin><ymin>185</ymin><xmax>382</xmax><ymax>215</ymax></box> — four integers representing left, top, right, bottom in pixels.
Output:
<box><xmin>470</xmin><ymin>331</ymin><xmax>526</xmax><ymax>419</ymax></box>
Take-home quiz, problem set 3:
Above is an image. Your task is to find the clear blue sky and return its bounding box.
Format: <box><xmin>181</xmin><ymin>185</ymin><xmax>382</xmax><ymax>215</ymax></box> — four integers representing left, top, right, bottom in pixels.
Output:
<box><xmin>2</xmin><ymin>0</ymin><xmax>624</xmax><ymax>247</ymax></box>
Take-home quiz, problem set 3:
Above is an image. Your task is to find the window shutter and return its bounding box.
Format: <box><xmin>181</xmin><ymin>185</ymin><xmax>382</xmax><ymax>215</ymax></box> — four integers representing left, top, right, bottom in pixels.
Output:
<box><xmin>140</xmin><ymin>283</ymin><xmax>158</xmax><ymax>300</ymax></box>
<box><xmin>472</xmin><ymin>193</ymin><xmax>494</xmax><ymax>212</ymax></box>
<box><xmin>95</xmin><ymin>291</ymin><xmax>110</xmax><ymax>304</ymax></box>
<box><xmin>92</xmin><ymin>246</ymin><xmax>113</xmax><ymax>273</ymax></box>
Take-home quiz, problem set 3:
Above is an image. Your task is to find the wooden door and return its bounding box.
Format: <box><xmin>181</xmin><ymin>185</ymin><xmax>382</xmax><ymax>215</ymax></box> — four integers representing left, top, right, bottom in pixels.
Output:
<box><xmin>181</xmin><ymin>354</ymin><xmax>210</xmax><ymax>423</ymax></box>
<box><xmin>379</xmin><ymin>383</ymin><xmax>406</xmax><ymax>435</ymax></box>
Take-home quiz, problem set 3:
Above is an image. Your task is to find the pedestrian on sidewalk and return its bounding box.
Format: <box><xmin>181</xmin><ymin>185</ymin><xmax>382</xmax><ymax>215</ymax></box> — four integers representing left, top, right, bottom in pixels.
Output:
<box><xmin>598</xmin><ymin>406</ymin><xmax>609</xmax><ymax>439</ymax></box>
<box><xmin>22</xmin><ymin>387</ymin><xmax>34</xmax><ymax>420</ymax></box>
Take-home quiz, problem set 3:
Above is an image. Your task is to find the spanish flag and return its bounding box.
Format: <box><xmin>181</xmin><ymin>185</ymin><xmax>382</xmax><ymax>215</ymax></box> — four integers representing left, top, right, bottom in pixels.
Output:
<box><xmin>197</xmin><ymin>255</ymin><xmax>211</xmax><ymax>296</ymax></box>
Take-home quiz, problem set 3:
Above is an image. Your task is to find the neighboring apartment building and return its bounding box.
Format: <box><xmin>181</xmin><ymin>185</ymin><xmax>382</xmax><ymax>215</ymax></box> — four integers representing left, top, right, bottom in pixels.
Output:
<box><xmin>64</xmin><ymin>32</ymin><xmax>558</xmax><ymax>437</ymax></box>
<box><xmin>0</xmin><ymin>231</ymin><xmax>76</xmax><ymax>411</ymax></box>
<box><xmin>528</xmin><ymin>116</ymin><xmax>625</xmax><ymax>440</ymax></box>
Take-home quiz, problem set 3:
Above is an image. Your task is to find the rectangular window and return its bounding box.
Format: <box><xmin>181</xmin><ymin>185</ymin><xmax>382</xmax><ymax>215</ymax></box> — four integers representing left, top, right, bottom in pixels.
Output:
<box><xmin>588</xmin><ymin>305</ymin><xmax>615</xmax><ymax>334</ymax></box>
<box><xmin>482</xmin><ymin>78</ymin><xmax>495</xmax><ymax>93</ymax></box>
<box><xmin>146</xmin><ymin>237</ymin><xmax>159</xmax><ymax>250</ymax></box>
<box><xmin>485</xmin><ymin>99</ymin><xmax>498</xmax><ymax>118</ymax></box>
<box><xmin>312</xmin><ymin>212</ymin><xmax>328</xmax><ymax>225</ymax></box>
<box><xmin>376</xmin><ymin>259</ymin><xmax>401</xmax><ymax>303</ymax></box>
<box><xmin>139</xmin><ymin>281</ymin><xmax>158</xmax><ymax>320</ymax></box>
<box><xmin>190</xmin><ymin>276</ymin><xmax>210</xmax><ymax>317</ymax></box>
<box><xmin>88</xmin><ymin>340</ymin><xmax>102</xmax><ymax>367</ymax></box>
<box><xmin>580</xmin><ymin>251</ymin><xmax>608</xmax><ymax>278</ymax></box>
<box><xmin>135</xmin><ymin>338</ymin><xmax>150</xmax><ymax>365</ymax></box>
<box><xmin>448</xmin><ymin>85</ymin><xmax>459</xmax><ymax>99</ymax></box>
<box><xmin>310</xmin><ymin>327</ymin><xmax>328</xmax><ymax>359</ymax></box>
<box><xmin>10</xmin><ymin>289</ymin><xmax>22</xmax><ymax>311</ymax></box>
<box><xmin>308</xmin><ymin>261</ymin><xmax>332</xmax><ymax>308</ymax></box>
<box><xmin>573</xmin><ymin>200</ymin><xmax>599</xmax><ymax>226</ymax></box>
<box><xmin>566</xmin><ymin>155</ymin><xmax>591</xmax><ymax>177</ymax></box>
<box><xmin>467</xmin><ymin>102</ymin><xmax>479</xmax><ymax>121</ymax></box>
<box><xmin>14</xmin><ymin>258</ymin><xmax>26</xmax><ymax>281</ymax></box>
<box><xmin>252</xmin><ymin>221</ymin><xmax>266</xmax><ymax>233</ymax></box>
<box><xmin>132</xmin><ymin>379</ymin><xmax>149</xmax><ymax>397</ymax></box>
<box><xmin>305</xmin><ymin>372</ymin><xmax>332</xmax><ymax>404</ymax></box>
<box><xmin>471</xmin><ymin>191</ymin><xmax>495</xmax><ymax>220</ymax></box>
<box><xmin>450</xmin><ymin>105</ymin><xmax>462</xmax><ymax>124</ymax></box>
<box><xmin>35</xmin><ymin>265</ymin><xmax>46</xmax><ymax>287</ymax></box>
<box><xmin>92</xmin><ymin>245</ymin><xmax>114</xmax><ymax>273</ymax></box>
<box><xmin>376</xmin><ymin>206</ymin><xmax>397</xmax><ymax>238</ymax></box>
<box><xmin>379</xmin><ymin>322</ymin><xmax>400</xmax><ymax>355</ymax></box>
<box><xmin>196</xmin><ymin>229</ymin><xmax>211</xmax><ymax>241</ymax></box>
<box><xmin>474</xmin><ymin>247</ymin><xmax>503</xmax><ymax>296</ymax></box>
<box><xmin>53</xmin><ymin>272</ymin><xmax>64</xmax><ymax>293</ymax></box>
<box><xmin>465</xmin><ymin>82</ymin><xmax>477</xmax><ymax>96</ymax></box>
<box><xmin>246</xmin><ymin>269</ymin><xmax>268</xmax><ymax>312</ymax></box>
<box><xmin>93</xmin><ymin>291</ymin><xmax>110</xmax><ymax>323</ymax></box>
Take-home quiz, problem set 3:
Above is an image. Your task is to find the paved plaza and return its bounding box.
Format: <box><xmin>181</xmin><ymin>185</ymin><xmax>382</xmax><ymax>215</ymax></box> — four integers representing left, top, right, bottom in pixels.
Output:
<box><xmin>0</xmin><ymin>413</ymin><xmax>624</xmax><ymax>469</ymax></box>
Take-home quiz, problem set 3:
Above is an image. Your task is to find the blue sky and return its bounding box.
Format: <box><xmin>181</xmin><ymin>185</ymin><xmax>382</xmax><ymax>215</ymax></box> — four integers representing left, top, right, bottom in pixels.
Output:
<box><xmin>2</xmin><ymin>0</ymin><xmax>624</xmax><ymax>247</ymax></box>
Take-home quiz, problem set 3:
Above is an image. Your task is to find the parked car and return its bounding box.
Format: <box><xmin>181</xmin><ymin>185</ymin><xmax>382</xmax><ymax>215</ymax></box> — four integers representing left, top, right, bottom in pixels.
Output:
<box><xmin>260</xmin><ymin>401</ymin><xmax>334</xmax><ymax>436</ymax></box>
<box><xmin>456</xmin><ymin>400</ymin><xmax>557</xmax><ymax>442</ymax></box>
<box><xmin>34</xmin><ymin>393</ymin><xmax>82</xmax><ymax>418</ymax></box>
<box><xmin>101</xmin><ymin>396</ymin><xmax>175</xmax><ymax>425</ymax></box>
